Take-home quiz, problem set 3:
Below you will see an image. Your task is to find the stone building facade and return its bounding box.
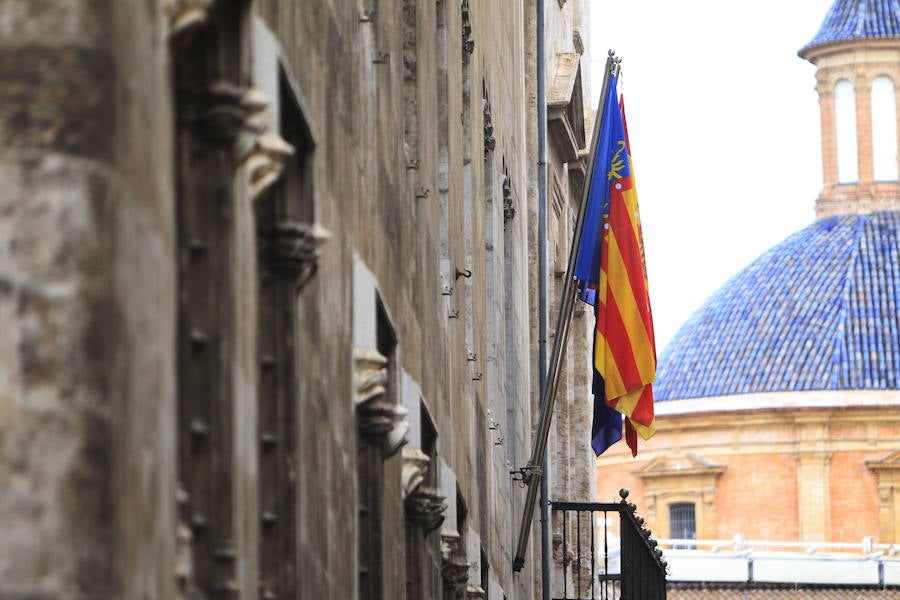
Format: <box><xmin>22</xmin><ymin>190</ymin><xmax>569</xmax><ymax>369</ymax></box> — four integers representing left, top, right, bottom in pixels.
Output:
<box><xmin>0</xmin><ymin>0</ymin><xmax>599</xmax><ymax>598</ymax></box>
<box><xmin>597</xmin><ymin>393</ymin><xmax>900</xmax><ymax>545</ymax></box>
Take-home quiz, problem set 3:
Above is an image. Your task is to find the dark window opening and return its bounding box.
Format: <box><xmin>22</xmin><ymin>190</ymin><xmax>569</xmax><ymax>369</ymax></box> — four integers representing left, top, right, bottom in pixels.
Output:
<box><xmin>358</xmin><ymin>299</ymin><xmax>396</xmax><ymax>600</ymax></box>
<box><xmin>669</xmin><ymin>502</ymin><xmax>696</xmax><ymax>549</ymax></box>
<box><xmin>256</xmin><ymin>71</ymin><xmax>314</xmax><ymax>600</ymax></box>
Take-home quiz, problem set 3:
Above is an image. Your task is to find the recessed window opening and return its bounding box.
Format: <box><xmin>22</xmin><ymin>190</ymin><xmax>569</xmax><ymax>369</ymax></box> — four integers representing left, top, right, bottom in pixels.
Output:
<box><xmin>669</xmin><ymin>502</ymin><xmax>696</xmax><ymax>549</ymax></box>
<box><xmin>835</xmin><ymin>79</ymin><xmax>859</xmax><ymax>184</ymax></box>
<box><xmin>872</xmin><ymin>76</ymin><xmax>898</xmax><ymax>181</ymax></box>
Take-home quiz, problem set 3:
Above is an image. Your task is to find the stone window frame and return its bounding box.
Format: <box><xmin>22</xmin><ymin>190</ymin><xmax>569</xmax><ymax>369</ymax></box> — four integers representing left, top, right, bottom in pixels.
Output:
<box><xmin>865</xmin><ymin>449</ymin><xmax>900</xmax><ymax>544</ymax></box>
<box><xmin>250</xmin><ymin>18</ymin><xmax>328</xmax><ymax>599</ymax></box>
<box><xmin>353</xmin><ymin>260</ymin><xmax>410</xmax><ymax>599</ymax></box>
<box><xmin>634</xmin><ymin>452</ymin><xmax>725</xmax><ymax>542</ymax></box>
<box><xmin>402</xmin><ymin>391</ymin><xmax>447</xmax><ymax>599</ymax></box>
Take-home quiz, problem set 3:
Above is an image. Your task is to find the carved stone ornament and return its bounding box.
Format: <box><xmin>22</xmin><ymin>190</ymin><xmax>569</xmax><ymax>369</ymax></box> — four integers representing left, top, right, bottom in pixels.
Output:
<box><xmin>182</xmin><ymin>81</ymin><xmax>248</xmax><ymax>144</ymax></box>
<box><xmin>401</xmin><ymin>447</ymin><xmax>431</xmax><ymax>499</ymax></box>
<box><xmin>440</xmin><ymin>529</ymin><xmax>469</xmax><ymax>593</ymax></box>
<box><xmin>440</xmin><ymin>529</ymin><xmax>461</xmax><ymax>564</ymax></box>
<box><xmin>354</xmin><ymin>347</ymin><xmax>389</xmax><ymax>407</ymax></box>
<box><xmin>354</xmin><ymin>347</ymin><xmax>392</xmax><ymax>439</ymax></box>
<box><xmin>482</xmin><ymin>98</ymin><xmax>496</xmax><ymax>157</ymax></box>
<box><xmin>466</xmin><ymin>584</ymin><xmax>487</xmax><ymax>599</ymax></box>
<box><xmin>165</xmin><ymin>0</ymin><xmax>214</xmax><ymax>41</ymax></box>
<box><xmin>461</xmin><ymin>0</ymin><xmax>474</xmax><ymax>54</ymax></box>
<box><xmin>261</xmin><ymin>220</ymin><xmax>331</xmax><ymax>287</ymax></box>
<box><xmin>405</xmin><ymin>486</ymin><xmax>447</xmax><ymax>534</ymax></box>
<box><xmin>502</xmin><ymin>175</ymin><xmax>515</xmax><ymax>222</ymax></box>
<box><xmin>244</xmin><ymin>132</ymin><xmax>295</xmax><ymax>201</ymax></box>
<box><xmin>442</xmin><ymin>557</ymin><xmax>470</xmax><ymax>595</ymax></box>
<box><xmin>354</xmin><ymin>348</ymin><xmax>409</xmax><ymax>456</ymax></box>
<box><xmin>383</xmin><ymin>405</ymin><xmax>409</xmax><ymax>459</ymax></box>
<box><xmin>230</xmin><ymin>87</ymin><xmax>297</xmax><ymax>202</ymax></box>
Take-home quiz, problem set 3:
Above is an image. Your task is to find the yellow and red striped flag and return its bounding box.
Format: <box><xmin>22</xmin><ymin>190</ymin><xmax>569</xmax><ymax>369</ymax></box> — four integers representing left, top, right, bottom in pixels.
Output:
<box><xmin>594</xmin><ymin>95</ymin><xmax>656</xmax><ymax>456</ymax></box>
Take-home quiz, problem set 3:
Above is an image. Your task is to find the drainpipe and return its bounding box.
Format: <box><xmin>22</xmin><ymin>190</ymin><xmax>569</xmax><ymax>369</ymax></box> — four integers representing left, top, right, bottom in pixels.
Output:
<box><xmin>536</xmin><ymin>0</ymin><xmax>551</xmax><ymax>598</ymax></box>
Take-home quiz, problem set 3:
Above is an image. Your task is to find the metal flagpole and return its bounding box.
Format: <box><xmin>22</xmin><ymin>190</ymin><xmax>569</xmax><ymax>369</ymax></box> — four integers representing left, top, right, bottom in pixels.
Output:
<box><xmin>513</xmin><ymin>50</ymin><xmax>619</xmax><ymax>573</ymax></box>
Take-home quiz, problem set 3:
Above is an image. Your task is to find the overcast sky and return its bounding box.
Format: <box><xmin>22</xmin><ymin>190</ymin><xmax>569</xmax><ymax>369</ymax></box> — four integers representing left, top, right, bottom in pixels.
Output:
<box><xmin>588</xmin><ymin>0</ymin><xmax>835</xmax><ymax>351</ymax></box>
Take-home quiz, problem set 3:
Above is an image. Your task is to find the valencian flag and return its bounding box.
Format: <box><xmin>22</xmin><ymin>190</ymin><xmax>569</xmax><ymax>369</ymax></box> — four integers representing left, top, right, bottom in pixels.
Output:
<box><xmin>576</xmin><ymin>73</ymin><xmax>656</xmax><ymax>457</ymax></box>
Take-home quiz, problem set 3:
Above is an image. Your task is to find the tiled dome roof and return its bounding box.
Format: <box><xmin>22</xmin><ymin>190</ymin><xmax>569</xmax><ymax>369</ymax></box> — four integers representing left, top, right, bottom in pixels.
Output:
<box><xmin>655</xmin><ymin>212</ymin><xmax>900</xmax><ymax>401</ymax></box>
<box><xmin>800</xmin><ymin>0</ymin><xmax>900</xmax><ymax>53</ymax></box>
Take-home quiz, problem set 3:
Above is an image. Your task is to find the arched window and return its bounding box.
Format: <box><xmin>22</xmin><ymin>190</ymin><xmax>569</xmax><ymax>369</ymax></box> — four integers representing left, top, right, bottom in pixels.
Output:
<box><xmin>835</xmin><ymin>79</ymin><xmax>859</xmax><ymax>183</ymax></box>
<box><xmin>871</xmin><ymin>76</ymin><xmax>898</xmax><ymax>181</ymax></box>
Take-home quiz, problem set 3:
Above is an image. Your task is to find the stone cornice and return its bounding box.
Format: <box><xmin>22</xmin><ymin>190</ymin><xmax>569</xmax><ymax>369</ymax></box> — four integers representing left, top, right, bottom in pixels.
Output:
<box><xmin>597</xmin><ymin>400</ymin><xmax>900</xmax><ymax>469</ymax></box>
<box><xmin>655</xmin><ymin>390</ymin><xmax>900</xmax><ymax>417</ymax></box>
<box><xmin>634</xmin><ymin>452</ymin><xmax>726</xmax><ymax>481</ymax></box>
<box><xmin>865</xmin><ymin>449</ymin><xmax>900</xmax><ymax>472</ymax></box>
<box><xmin>801</xmin><ymin>38</ymin><xmax>900</xmax><ymax>65</ymax></box>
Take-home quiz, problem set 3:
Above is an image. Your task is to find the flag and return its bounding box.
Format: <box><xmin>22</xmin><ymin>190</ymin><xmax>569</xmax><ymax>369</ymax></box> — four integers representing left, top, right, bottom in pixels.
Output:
<box><xmin>590</xmin><ymin>298</ymin><xmax>622</xmax><ymax>455</ymax></box>
<box><xmin>581</xmin><ymin>73</ymin><xmax>624</xmax><ymax>456</ymax></box>
<box><xmin>577</xmin><ymin>74</ymin><xmax>656</xmax><ymax>457</ymax></box>
<box><xmin>574</xmin><ymin>74</ymin><xmax>619</xmax><ymax>298</ymax></box>
<box><xmin>594</xmin><ymin>94</ymin><xmax>656</xmax><ymax>456</ymax></box>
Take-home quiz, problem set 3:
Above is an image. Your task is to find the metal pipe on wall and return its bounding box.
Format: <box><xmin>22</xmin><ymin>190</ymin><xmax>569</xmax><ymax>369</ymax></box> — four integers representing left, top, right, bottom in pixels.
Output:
<box><xmin>535</xmin><ymin>0</ymin><xmax>551</xmax><ymax>596</ymax></box>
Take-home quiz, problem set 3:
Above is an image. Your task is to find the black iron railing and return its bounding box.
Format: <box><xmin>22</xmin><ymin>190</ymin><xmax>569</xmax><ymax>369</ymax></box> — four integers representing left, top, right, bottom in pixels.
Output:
<box><xmin>551</xmin><ymin>492</ymin><xmax>667</xmax><ymax>600</ymax></box>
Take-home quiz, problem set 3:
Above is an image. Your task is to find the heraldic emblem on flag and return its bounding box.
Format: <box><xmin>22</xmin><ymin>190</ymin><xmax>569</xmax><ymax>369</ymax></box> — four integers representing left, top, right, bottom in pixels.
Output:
<box><xmin>575</xmin><ymin>72</ymin><xmax>656</xmax><ymax>457</ymax></box>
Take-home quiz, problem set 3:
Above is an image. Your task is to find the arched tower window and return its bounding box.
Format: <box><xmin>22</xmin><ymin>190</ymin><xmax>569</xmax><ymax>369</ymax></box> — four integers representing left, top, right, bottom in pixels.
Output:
<box><xmin>835</xmin><ymin>79</ymin><xmax>859</xmax><ymax>183</ymax></box>
<box><xmin>871</xmin><ymin>76</ymin><xmax>898</xmax><ymax>181</ymax></box>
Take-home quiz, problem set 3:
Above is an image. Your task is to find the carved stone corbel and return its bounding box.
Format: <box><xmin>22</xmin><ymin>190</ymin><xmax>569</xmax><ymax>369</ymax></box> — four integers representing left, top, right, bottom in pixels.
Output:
<box><xmin>244</xmin><ymin>132</ymin><xmax>295</xmax><ymax>201</ymax></box>
<box><xmin>443</xmin><ymin>558</ymin><xmax>470</xmax><ymax>595</ymax></box>
<box><xmin>441</xmin><ymin>529</ymin><xmax>461</xmax><ymax>563</ymax></box>
<box><xmin>502</xmin><ymin>175</ymin><xmax>515</xmax><ymax>222</ymax></box>
<box><xmin>441</xmin><ymin>530</ymin><xmax>469</xmax><ymax>594</ymax></box>
<box><xmin>354</xmin><ymin>347</ymin><xmax>408</xmax><ymax>455</ymax></box>
<box><xmin>260</xmin><ymin>220</ymin><xmax>330</xmax><ymax>287</ymax></box>
<box><xmin>466</xmin><ymin>584</ymin><xmax>487</xmax><ymax>599</ymax></box>
<box><xmin>461</xmin><ymin>0</ymin><xmax>474</xmax><ymax>54</ymax></box>
<box><xmin>354</xmin><ymin>347</ymin><xmax>391</xmax><ymax>436</ymax></box>
<box><xmin>402</xmin><ymin>448</ymin><xmax>431</xmax><ymax>499</ymax></box>
<box><xmin>482</xmin><ymin>98</ymin><xmax>496</xmax><ymax>157</ymax></box>
<box><xmin>166</xmin><ymin>0</ymin><xmax>215</xmax><ymax>41</ymax></box>
<box><xmin>384</xmin><ymin>404</ymin><xmax>409</xmax><ymax>459</ymax></box>
<box><xmin>181</xmin><ymin>81</ymin><xmax>247</xmax><ymax>144</ymax></box>
<box><xmin>353</xmin><ymin>347</ymin><xmax>387</xmax><ymax>404</ymax></box>
<box><xmin>232</xmin><ymin>87</ymin><xmax>296</xmax><ymax>202</ymax></box>
<box><xmin>405</xmin><ymin>486</ymin><xmax>447</xmax><ymax>534</ymax></box>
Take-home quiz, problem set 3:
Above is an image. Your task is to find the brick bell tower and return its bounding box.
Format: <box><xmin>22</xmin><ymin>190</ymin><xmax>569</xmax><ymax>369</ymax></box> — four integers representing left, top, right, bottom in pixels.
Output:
<box><xmin>799</xmin><ymin>0</ymin><xmax>900</xmax><ymax>218</ymax></box>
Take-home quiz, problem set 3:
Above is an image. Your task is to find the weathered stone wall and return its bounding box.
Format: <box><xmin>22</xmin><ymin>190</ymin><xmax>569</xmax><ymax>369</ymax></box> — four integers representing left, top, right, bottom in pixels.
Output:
<box><xmin>257</xmin><ymin>0</ymin><xmax>540</xmax><ymax>595</ymax></box>
<box><xmin>0</xmin><ymin>0</ymin><xmax>176</xmax><ymax>598</ymax></box>
<box><xmin>0</xmin><ymin>0</ymin><xmax>598</xmax><ymax>598</ymax></box>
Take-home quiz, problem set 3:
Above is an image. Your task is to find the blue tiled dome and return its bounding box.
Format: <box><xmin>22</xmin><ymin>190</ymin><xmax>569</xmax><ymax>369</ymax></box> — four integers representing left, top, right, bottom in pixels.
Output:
<box><xmin>801</xmin><ymin>0</ymin><xmax>900</xmax><ymax>53</ymax></box>
<box><xmin>655</xmin><ymin>212</ymin><xmax>900</xmax><ymax>401</ymax></box>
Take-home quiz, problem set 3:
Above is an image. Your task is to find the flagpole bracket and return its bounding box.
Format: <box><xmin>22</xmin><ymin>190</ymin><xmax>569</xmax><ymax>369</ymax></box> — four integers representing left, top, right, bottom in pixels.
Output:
<box><xmin>510</xmin><ymin>463</ymin><xmax>542</xmax><ymax>486</ymax></box>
